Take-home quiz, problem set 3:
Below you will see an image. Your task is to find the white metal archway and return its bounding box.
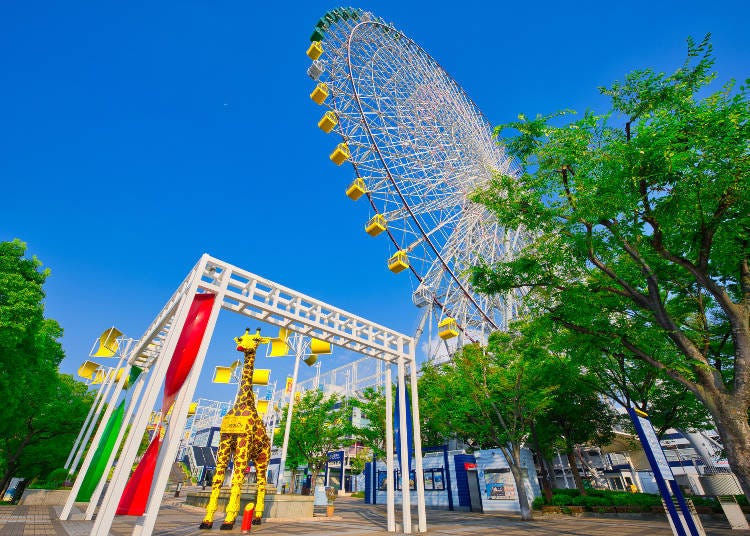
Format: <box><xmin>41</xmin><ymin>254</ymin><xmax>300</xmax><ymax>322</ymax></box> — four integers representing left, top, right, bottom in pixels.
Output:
<box><xmin>63</xmin><ymin>254</ymin><xmax>426</xmax><ymax>535</ymax></box>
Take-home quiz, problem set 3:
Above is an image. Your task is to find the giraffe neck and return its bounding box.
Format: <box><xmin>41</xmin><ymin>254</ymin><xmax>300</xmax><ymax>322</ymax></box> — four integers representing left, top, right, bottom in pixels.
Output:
<box><xmin>234</xmin><ymin>350</ymin><xmax>257</xmax><ymax>410</ymax></box>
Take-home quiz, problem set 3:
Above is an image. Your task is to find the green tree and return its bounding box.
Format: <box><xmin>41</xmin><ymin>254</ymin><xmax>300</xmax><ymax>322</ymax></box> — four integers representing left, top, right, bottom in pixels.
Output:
<box><xmin>349</xmin><ymin>387</ymin><xmax>387</xmax><ymax>459</ymax></box>
<box><xmin>470</xmin><ymin>37</ymin><xmax>750</xmax><ymax>497</ymax></box>
<box><xmin>419</xmin><ymin>331</ymin><xmax>556</xmax><ymax>520</ymax></box>
<box><xmin>542</xmin><ymin>316</ymin><xmax>713</xmax><ymax>437</ymax></box>
<box><xmin>531</xmin><ymin>357</ymin><xmax>616</xmax><ymax>495</ymax></box>
<box><xmin>0</xmin><ymin>240</ymin><xmax>92</xmax><ymax>492</ymax></box>
<box><xmin>274</xmin><ymin>390</ymin><xmax>348</xmax><ymax>493</ymax></box>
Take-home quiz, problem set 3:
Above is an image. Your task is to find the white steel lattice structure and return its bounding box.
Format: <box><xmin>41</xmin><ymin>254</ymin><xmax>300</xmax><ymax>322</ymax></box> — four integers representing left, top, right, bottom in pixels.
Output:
<box><xmin>308</xmin><ymin>8</ymin><xmax>526</xmax><ymax>342</ymax></box>
<box><xmin>68</xmin><ymin>254</ymin><xmax>425</xmax><ymax>535</ymax></box>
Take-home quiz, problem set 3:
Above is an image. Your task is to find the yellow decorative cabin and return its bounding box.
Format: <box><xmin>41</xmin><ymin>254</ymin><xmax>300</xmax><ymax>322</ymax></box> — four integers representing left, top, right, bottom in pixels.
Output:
<box><xmin>346</xmin><ymin>178</ymin><xmax>366</xmax><ymax>200</ymax></box>
<box><xmin>365</xmin><ymin>214</ymin><xmax>386</xmax><ymax>236</ymax></box>
<box><xmin>310</xmin><ymin>82</ymin><xmax>329</xmax><ymax>104</ymax></box>
<box><xmin>318</xmin><ymin>111</ymin><xmax>338</xmax><ymax>133</ymax></box>
<box><xmin>330</xmin><ymin>142</ymin><xmax>350</xmax><ymax>165</ymax></box>
<box><xmin>388</xmin><ymin>250</ymin><xmax>409</xmax><ymax>273</ymax></box>
<box><xmin>306</xmin><ymin>41</ymin><xmax>323</xmax><ymax>60</ymax></box>
<box><xmin>438</xmin><ymin>317</ymin><xmax>459</xmax><ymax>340</ymax></box>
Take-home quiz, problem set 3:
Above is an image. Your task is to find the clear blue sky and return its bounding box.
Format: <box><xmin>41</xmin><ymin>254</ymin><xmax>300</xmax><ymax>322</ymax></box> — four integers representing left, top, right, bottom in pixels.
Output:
<box><xmin>1</xmin><ymin>0</ymin><xmax>747</xmax><ymax>402</ymax></box>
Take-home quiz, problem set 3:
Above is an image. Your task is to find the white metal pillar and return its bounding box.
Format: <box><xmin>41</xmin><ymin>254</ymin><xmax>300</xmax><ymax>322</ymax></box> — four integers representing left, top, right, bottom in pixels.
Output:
<box><xmin>60</xmin><ymin>351</ymin><xmax>128</xmax><ymax>520</ymax></box>
<box><xmin>91</xmin><ymin>255</ymin><xmax>208</xmax><ymax>536</ymax></box>
<box><xmin>64</xmin><ymin>376</ymin><xmax>108</xmax><ymax>471</ymax></box>
<box><xmin>84</xmin><ymin>368</ymin><xmax>147</xmax><ymax>519</ymax></box>
<box><xmin>384</xmin><ymin>364</ymin><xmax>395</xmax><ymax>532</ymax></box>
<box><xmin>277</xmin><ymin>341</ymin><xmax>302</xmax><ymax>489</ymax></box>
<box><xmin>67</xmin><ymin>365</ymin><xmax>118</xmax><ymax>477</ymax></box>
<box><xmin>397</xmin><ymin>355</ymin><xmax>412</xmax><ymax>534</ymax></box>
<box><xmin>409</xmin><ymin>357</ymin><xmax>427</xmax><ymax>533</ymax></box>
<box><xmin>137</xmin><ymin>270</ymin><xmax>228</xmax><ymax>536</ymax></box>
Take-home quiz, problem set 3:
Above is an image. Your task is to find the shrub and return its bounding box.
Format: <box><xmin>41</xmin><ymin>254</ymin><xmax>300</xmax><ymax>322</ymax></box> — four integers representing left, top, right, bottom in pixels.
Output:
<box><xmin>532</xmin><ymin>496</ymin><xmax>545</xmax><ymax>510</ymax></box>
<box><xmin>28</xmin><ymin>468</ymin><xmax>71</xmax><ymax>490</ymax></box>
<box><xmin>350</xmin><ymin>491</ymin><xmax>365</xmax><ymax>498</ymax></box>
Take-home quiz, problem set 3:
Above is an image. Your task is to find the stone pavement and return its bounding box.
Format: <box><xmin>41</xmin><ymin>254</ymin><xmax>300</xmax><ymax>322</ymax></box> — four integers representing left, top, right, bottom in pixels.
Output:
<box><xmin>1</xmin><ymin>493</ymin><xmax>747</xmax><ymax>535</ymax></box>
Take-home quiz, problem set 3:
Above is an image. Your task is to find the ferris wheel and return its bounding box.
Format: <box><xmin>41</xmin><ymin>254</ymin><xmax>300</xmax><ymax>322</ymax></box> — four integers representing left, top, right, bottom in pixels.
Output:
<box><xmin>306</xmin><ymin>8</ymin><xmax>526</xmax><ymax>348</ymax></box>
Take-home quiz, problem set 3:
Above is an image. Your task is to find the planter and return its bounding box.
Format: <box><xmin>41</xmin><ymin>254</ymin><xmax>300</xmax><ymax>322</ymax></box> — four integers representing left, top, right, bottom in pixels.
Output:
<box><xmin>615</xmin><ymin>505</ymin><xmax>642</xmax><ymax>513</ymax></box>
<box><xmin>327</xmin><ymin>505</ymin><xmax>335</xmax><ymax>517</ymax></box>
<box><xmin>594</xmin><ymin>506</ymin><xmax>617</xmax><ymax>513</ymax></box>
<box><xmin>568</xmin><ymin>506</ymin><xmax>585</xmax><ymax>516</ymax></box>
<box><xmin>542</xmin><ymin>506</ymin><xmax>562</xmax><ymax>514</ymax></box>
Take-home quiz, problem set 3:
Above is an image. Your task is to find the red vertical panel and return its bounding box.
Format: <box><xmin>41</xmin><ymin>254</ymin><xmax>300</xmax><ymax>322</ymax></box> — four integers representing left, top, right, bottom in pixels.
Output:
<box><xmin>162</xmin><ymin>293</ymin><xmax>216</xmax><ymax>415</ymax></box>
<box><xmin>116</xmin><ymin>433</ymin><xmax>162</xmax><ymax>515</ymax></box>
<box><xmin>116</xmin><ymin>292</ymin><xmax>215</xmax><ymax>516</ymax></box>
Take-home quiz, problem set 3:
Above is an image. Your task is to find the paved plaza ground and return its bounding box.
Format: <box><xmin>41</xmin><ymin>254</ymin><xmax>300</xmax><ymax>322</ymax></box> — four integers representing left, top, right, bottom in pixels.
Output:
<box><xmin>1</xmin><ymin>490</ymin><xmax>747</xmax><ymax>536</ymax></box>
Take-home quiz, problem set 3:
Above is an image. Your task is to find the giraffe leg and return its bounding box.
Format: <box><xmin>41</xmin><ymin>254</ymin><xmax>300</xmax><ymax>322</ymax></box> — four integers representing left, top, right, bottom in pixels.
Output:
<box><xmin>221</xmin><ymin>439</ymin><xmax>250</xmax><ymax>529</ymax></box>
<box><xmin>253</xmin><ymin>438</ymin><xmax>272</xmax><ymax>524</ymax></box>
<box><xmin>201</xmin><ymin>437</ymin><xmax>232</xmax><ymax>529</ymax></box>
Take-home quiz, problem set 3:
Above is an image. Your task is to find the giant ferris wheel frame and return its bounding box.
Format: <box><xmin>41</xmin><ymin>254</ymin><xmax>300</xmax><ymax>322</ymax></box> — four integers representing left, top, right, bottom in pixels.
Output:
<box><xmin>308</xmin><ymin>7</ymin><xmax>526</xmax><ymax>346</ymax></box>
<box><xmin>60</xmin><ymin>254</ymin><xmax>427</xmax><ymax>535</ymax></box>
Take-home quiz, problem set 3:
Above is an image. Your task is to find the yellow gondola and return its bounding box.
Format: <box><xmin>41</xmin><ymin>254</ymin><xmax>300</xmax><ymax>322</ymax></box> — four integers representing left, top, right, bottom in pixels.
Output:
<box><xmin>438</xmin><ymin>317</ymin><xmax>459</xmax><ymax>340</ymax></box>
<box><xmin>365</xmin><ymin>214</ymin><xmax>386</xmax><ymax>236</ymax></box>
<box><xmin>310</xmin><ymin>82</ymin><xmax>329</xmax><ymax>104</ymax></box>
<box><xmin>77</xmin><ymin>360</ymin><xmax>101</xmax><ymax>380</ymax></box>
<box><xmin>318</xmin><ymin>111</ymin><xmax>338</xmax><ymax>133</ymax></box>
<box><xmin>252</xmin><ymin>369</ymin><xmax>271</xmax><ymax>386</ymax></box>
<box><xmin>306</xmin><ymin>41</ymin><xmax>323</xmax><ymax>60</ymax></box>
<box><xmin>346</xmin><ymin>178</ymin><xmax>366</xmax><ymax>200</ymax></box>
<box><xmin>388</xmin><ymin>250</ymin><xmax>409</xmax><ymax>273</ymax></box>
<box><xmin>330</xmin><ymin>142</ymin><xmax>350</xmax><ymax>165</ymax></box>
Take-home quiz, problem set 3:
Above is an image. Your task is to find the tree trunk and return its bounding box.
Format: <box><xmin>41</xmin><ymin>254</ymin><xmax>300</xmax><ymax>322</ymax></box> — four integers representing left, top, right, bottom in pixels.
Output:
<box><xmin>530</xmin><ymin>424</ymin><xmax>553</xmax><ymax>502</ymax></box>
<box><xmin>703</xmin><ymin>394</ymin><xmax>750</xmax><ymax>500</ymax></box>
<box><xmin>566</xmin><ymin>450</ymin><xmax>587</xmax><ymax>496</ymax></box>
<box><xmin>507</xmin><ymin>445</ymin><xmax>533</xmax><ymax>521</ymax></box>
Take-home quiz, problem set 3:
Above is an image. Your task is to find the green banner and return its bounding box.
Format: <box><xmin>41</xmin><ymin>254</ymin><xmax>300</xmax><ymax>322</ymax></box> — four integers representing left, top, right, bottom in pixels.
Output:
<box><xmin>76</xmin><ymin>400</ymin><xmax>125</xmax><ymax>502</ymax></box>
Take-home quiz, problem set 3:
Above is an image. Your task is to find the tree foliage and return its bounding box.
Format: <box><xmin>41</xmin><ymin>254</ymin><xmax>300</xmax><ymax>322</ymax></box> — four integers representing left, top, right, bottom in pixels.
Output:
<box><xmin>274</xmin><ymin>389</ymin><xmax>348</xmax><ymax>489</ymax></box>
<box><xmin>419</xmin><ymin>330</ymin><xmax>556</xmax><ymax>520</ymax></box>
<box><xmin>0</xmin><ymin>240</ymin><xmax>92</xmax><ymax>492</ymax></box>
<box><xmin>470</xmin><ymin>36</ymin><xmax>750</xmax><ymax>497</ymax></box>
<box><xmin>349</xmin><ymin>387</ymin><xmax>386</xmax><ymax>459</ymax></box>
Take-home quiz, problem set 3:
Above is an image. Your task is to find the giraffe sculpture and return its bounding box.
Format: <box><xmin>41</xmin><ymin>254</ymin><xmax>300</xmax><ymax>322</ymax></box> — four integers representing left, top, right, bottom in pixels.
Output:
<box><xmin>200</xmin><ymin>328</ymin><xmax>272</xmax><ymax>530</ymax></box>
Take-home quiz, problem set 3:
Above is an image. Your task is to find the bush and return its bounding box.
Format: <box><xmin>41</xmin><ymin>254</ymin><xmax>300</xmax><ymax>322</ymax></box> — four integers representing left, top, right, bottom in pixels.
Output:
<box><xmin>27</xmin><ymin>468</ymin><xmax>70</xmax><ymax>490</ymax></box>
<box><xmin>350</xmin><ymin>491</ymin><xmax>365</xmax><ymax>498</ymax></box>
<box><xmin>532</xmin><ymin>496</ymin><xmax>545</xmax><ymax>510</ymax></box>
<box><xmin>546</xmin><ymin>489</ymin><xmax>665</xmax><ymax>510</ymax></box>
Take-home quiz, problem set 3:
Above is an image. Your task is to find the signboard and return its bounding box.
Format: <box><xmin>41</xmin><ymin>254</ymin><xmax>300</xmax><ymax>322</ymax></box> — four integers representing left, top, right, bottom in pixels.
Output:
<box><xmin>327</xmin><ymin>450</ymin><xmax>344</xmax><ymax>463</ymax></box>
<box><xmin>484</xmin><ymin>470</ymin><xmax>516</xmax><ymax>500</ymax></box>
<box><xmin>220</xmin><ymin>415</ymin><xmax>250</xmax><ymax>434</ymax></box>
<box><xmin>285</xmin><ymin>377</ymin><xmax>293</xmax><ymax>394</ymax></box>
<box><xmin>628</xmin><ymin>407</ymin><xmax>702</xmax><ymax>536</ymax></box>
<box><xmin>632</xmin><ymin>410</ymin><xmax>674</xmax><ymax>481</ymax></box>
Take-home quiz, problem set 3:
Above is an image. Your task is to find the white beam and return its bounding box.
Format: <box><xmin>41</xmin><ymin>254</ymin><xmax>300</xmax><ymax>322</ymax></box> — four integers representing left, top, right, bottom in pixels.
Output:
<box><xmin>137</xmin><ymin>267</ymin><xmax>229</xmax><ymax>536</ymax></box>
<box><xmin>60</xmin><ymin>351</ymin><xmax>128</xmax><ymax>520</ymax></box>
<box><xmin>409</xmin><ymin>358</ymin><xmax>427</xmax><ymax>532</ymax></box>
<box><xmin>397</xmin><ymin>356</ymin><xmax>412</xmax><ymax>534</ymax></box>
<box><xmin>385</xmin><ymin>365</ymin><xmax>395</xmax><ymax>532</ymax></box>
<box><xmin>91</xmin><ymin>255</ymin><xmax>209</xmax><ymax>536</ymax></box>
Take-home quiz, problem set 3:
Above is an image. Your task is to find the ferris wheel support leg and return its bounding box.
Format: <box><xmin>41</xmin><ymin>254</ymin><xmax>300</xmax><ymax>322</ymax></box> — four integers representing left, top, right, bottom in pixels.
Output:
<box><xmin>385</xmin><ymin>365</ymin><xmax>396</xmax><ymax>532</ymax></box>
<box><xmin>409</xmin><ymin>355</ymin><xmax>427</xmax><ymax>532</ymax></box>
<box><xmin>397</xmin><ymin>356</ymin><xmax>412</xmax><ymax>534</ymax></box>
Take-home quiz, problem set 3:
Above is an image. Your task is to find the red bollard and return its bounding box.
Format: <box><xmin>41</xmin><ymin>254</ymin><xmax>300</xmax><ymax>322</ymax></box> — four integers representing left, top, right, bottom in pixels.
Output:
<box><xmin>241</xmin><ymin>502</ymin><xmax>255</xmax><ymax>533</ymax></box>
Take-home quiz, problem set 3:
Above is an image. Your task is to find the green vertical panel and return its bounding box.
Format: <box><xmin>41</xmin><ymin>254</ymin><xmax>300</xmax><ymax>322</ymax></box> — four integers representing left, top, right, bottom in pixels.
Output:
<box><xmin>76</xmin><ymin>400</ymin><xmax>125</xmax><ymax>502</ymax></box>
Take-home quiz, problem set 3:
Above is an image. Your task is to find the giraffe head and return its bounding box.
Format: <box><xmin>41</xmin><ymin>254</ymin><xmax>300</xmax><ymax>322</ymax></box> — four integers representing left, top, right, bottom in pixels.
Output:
<box><xmin>235</xmin><ymin>328</ymin><xmax>271</xmax><ymax>354</ymax></box>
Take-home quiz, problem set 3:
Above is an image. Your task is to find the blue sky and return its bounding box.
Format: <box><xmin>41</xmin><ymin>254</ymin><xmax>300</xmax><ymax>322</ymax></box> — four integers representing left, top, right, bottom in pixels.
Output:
<box><xmin>1</xmin><ymin>0</ymin><xmax>747</xmax><ymax>402</ymax></box>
